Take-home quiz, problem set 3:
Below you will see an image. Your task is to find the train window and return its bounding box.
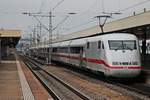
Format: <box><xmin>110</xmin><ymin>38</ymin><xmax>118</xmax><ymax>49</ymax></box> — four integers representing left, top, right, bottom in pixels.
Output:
<box><xmin>70</xmin><ymin>47</ymin><xmax>81</xmax><ymax>54</ymax></box>
<box><xmin>47</xmin><ymin>48</ymin><xmax>49</xmax><ymax>52</ymax></box>
<box><xmin>44</xmin><ymin>48</ymin><xmax>47</xmax><ymax>52</ymax></box>
<box><xmin>102</xmin><ymin>42</ymin><xmax>104</xmax><ymax>49</ymax></box>
<box><xmin>87</xmin><ymin>42</ymin><xmax>90</xmax><ymax>49</ymax></box>
<box><xmin>60</xmin><ymin>47</ymin><xmax>68</xmax><ymax>53</ymax></box>
<box><xmin>108</xmin><ymin>40</ymin><xmax>137</xmax><ymax>50</ymax></box>
<box><xmin>52</xmin><ymin>48</ymin><xmax>57</xmax><ymax>52</ymax></box>
<box><xmin>98</xmin><ymin>41</ymin><xmax>101</xmax><ymax>49</ymax></box>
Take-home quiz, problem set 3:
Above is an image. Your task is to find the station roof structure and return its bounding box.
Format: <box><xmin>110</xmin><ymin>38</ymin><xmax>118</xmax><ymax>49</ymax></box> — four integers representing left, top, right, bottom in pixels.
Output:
<box><xmin>0</xmin><ymin>29</ymin><xmax>21</xmax><ymax>47</ymax></box>
<box><xmin>53</xmin><ymin>10</ymin><xmax>150</xmax><ymax>42</ymax></box>
<box><xmin>0</xmin><ymin>30</ymin><xmax>21</xmax><ymax>37</ymax></box>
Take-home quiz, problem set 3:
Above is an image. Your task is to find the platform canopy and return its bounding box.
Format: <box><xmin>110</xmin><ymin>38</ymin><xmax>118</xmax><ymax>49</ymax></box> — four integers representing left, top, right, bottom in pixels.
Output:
<box><xmin>0</xmin><ymin>30</ymin><xmax>21</xmax><ymax>37</ymax></box>
<box><xmin>53</xmin><ymin>10</ymin><xmax>150</xmax><ymax>42</ymax></box>
<box><xmin>0</xmin><ymin>30</ymin><xmax>21</xmax><ymax>47</ymax></box>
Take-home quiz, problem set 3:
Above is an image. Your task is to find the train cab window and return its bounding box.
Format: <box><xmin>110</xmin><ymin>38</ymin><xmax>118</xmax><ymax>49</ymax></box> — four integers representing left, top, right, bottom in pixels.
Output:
<box><xmin>108</xmin><ymin>40</ymin><xmax>137</xmax><ymax>50</ymax></box>
<box><xmin>98</xmin><ymin>41</ymin><xmax>101</xmax><ymax>49</ymax></box>
<box><xmin>87</xmin><ymin>42</ymin><xmax>90</xmax><ymax>49</ymax></box>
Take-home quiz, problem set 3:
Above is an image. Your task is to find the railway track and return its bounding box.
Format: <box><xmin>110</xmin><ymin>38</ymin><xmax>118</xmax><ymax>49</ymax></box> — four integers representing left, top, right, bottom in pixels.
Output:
<box><xmin>111</xmin><ymin>81</ymin><xmax>150</xmax><ymax>98</ymax></box>
<box><xmin>76</xmin><ymin>67</ymin><xmax>150</xmax><ymax>98</ymax></box>
<box><xmin>22</xmin><ymin>56</ymin><xmax>91</xmax><ymax>100</ymax></box>
<box><xmin>70</xmin><ymin>67</ymin><xmax>150</xmax><ymax>99</ymax></box>
<box><xmin>102</xmin><ymin>71</ymin><xmax>150</xmax><ymax>98</ymax></box>
<box><xmin>52</xmin><ymin>59</ymin><xmax>150</xmax><ymax>98</ymax></box>
<box><xmin>22</xmin><ymin>56</ymin><xmax>150</xmax><ymax>99</ymax></box>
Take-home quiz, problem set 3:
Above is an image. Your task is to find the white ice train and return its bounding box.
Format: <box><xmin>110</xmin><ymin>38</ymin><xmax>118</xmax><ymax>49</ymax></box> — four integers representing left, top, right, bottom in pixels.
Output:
<box><xmin>51</xmin><ymin>33</ymin><xmax>142</xmax><ymax>78</ymax></box>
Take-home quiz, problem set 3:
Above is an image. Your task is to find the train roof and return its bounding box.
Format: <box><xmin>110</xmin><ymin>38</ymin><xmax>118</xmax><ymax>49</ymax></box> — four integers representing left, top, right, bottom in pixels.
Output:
<box><xmin>87</xmin><ymin>33</ymin><xmax>137</xmax><ymax>41</ymax></box>
<box><xmin>72</xmin><ymin>33</ymin><xmax>137</xmax><ymax>42</ymax></box>
<box><xmin>52</xmin><ymin>33</ymin><xmax>137</xmax><ymax>47</ymax></box>
<box><xmin>30</xmin><ymin>44</ymin><xmax>49</xmax><ymax>49</ymax></box>
<box><xmin>70</xmin><ymin>38</ymin><xmax>86</xmax><ymax>47</ymax></box>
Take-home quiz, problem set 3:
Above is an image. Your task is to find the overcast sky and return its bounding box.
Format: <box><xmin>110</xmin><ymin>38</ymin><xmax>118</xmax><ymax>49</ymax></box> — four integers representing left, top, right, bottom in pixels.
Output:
<box><xmin>0</xmin><ymin>0</ymin><xmax>150</xmax><ymax>39</ymax></box>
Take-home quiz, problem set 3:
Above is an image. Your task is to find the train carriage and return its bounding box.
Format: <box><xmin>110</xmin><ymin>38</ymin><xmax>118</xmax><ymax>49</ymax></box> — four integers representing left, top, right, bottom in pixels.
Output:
<box><xmin>51</xmin><ymin>33</ymin><xmax>142</xmax><ymax>78</ymax></box>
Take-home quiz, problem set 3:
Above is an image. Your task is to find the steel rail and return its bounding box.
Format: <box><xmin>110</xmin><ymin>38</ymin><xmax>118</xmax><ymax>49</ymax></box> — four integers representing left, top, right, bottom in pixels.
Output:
<box><xmin>25</xmin><ymin>55</ymin><xmax>150</xmax><ymax>98</ymax></box>
<box><xmin>23</xmin><ymin>56</ymin><xmax>91</xmax><ymax>100</ymax></box>
<box><xmin>23</xmin><ymin>59</ymin><xmax>61</xmax><ymax>100</ymax></box>
<box><xmin>115</xmin><ymin>82</ymin><xmax>150</xmax><ymax>97</ymax></box>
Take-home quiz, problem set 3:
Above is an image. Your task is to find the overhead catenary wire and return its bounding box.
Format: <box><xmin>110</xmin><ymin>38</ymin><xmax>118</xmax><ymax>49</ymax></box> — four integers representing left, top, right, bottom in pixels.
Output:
<box><xmin>52</xmin><ymin>15</ymin><xmax>69</xmax><ymax>31</ymax></box>
<box><xmin>62</xmin><ymin>0</ymin><xmax>150</xmax><ymax>34</ymax></box>
<box><xmin>39</xmin><ymin>0</ymin><xmax>45</xmax><ymax>13</ymax></box>
<box><xmin>33</xmin><ymin>16</ymin><xmax>49</xmax><ymax>31</ymax></box>
<box><xmin>62</xmin><ymin>18</ymin><xmax>97</xmax><ymax>33</ymax></box>
<box><xmin>21</xmin><ymin>0</ymin><xmax>150</xmax><ymax>38</ymax></box>
<box><xmin>51</xmin><ymin>0</ymin><xmax>65</xmax><ymax>11</ymax></box>
<box><xmin>120</xmin><ymin>0</ymin><xmax>150</xmax><ymax>12</ymax></box>
<box><xmin>81</xmin><ymin>0</ymin><xmax>97</xmax><ymax>13</ymax></box>
<box><xmin>101</xmin><ymin>0</ymin><xmax>105</xmax><ymax>13</ymax></box>
<box><xmin>0</xmin><ymin>11</ymin><xmax>23</xmax><ymax>15</ymax></box>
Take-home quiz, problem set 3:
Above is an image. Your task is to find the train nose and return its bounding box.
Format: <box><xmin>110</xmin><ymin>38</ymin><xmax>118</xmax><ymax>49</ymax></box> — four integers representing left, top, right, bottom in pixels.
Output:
<box><xmin>112</xmin><ymin>70</ymin><xmax>141</xmax><ymax>78</ymax></box>
<box><xmin>112</xmin><ymin>61</ymin><xmax>139</xmax><ymax>66</ymax></box>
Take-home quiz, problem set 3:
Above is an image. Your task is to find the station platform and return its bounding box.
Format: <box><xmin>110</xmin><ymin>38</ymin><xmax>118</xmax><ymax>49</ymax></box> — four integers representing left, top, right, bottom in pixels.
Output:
<box><xmin>0</xmin><ymin>52</ymin><xmax>52</xmax><ymax>100</ymax></box>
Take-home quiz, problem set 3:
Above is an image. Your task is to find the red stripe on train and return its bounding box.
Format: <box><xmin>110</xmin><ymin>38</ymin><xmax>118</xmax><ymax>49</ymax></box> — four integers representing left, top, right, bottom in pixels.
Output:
<box><xmin>52</xmin><ymin>54</ymin><xmax>142</xmax><ymax>69</ymax></box>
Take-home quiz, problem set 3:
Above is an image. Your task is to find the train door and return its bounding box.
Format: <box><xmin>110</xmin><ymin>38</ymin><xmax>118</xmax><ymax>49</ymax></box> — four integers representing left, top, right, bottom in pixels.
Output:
<box><xmin>87</xmin><ymin>41</ymin><xmax>100</xmax><ymax>70</ymax></box>
<box><xmin>101</xmin><ymin>41</ymin><xmax>106</xmax><ymax>59</ymax></box>
<box><xmin>84</xmin><ymin>41</ymin><xmax>91</xmax><ymax>69</ymax></box>
<box><xmin>97</xmin><ymin>40</ymin><xmax>103</xmax><ymax>71</ymax></box>
<box><xmin>68</xmin><ymin>40</ymin><xmax>72</xmax><ymax>65</ymax></box>
<box><xmin>100</xmin><ymin>41</ymin><xmax>107</xmax><ymax>72</ymax></box>
<box><xmin>79</xmin><ymin>47</ymin><xmax>85</xmax><ymax>67</ymax></box>
<box><xmin>81</xmin><ymin>44</ymin><xmax>87</xmax><ymax>68</ymax></box>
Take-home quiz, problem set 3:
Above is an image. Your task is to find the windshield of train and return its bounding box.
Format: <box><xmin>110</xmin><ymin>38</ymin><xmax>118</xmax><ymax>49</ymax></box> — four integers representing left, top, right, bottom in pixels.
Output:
<box><xmin>108</xmin><ymin>40</ymin><xmax>137</xmax><ymax>50</ymax></box>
